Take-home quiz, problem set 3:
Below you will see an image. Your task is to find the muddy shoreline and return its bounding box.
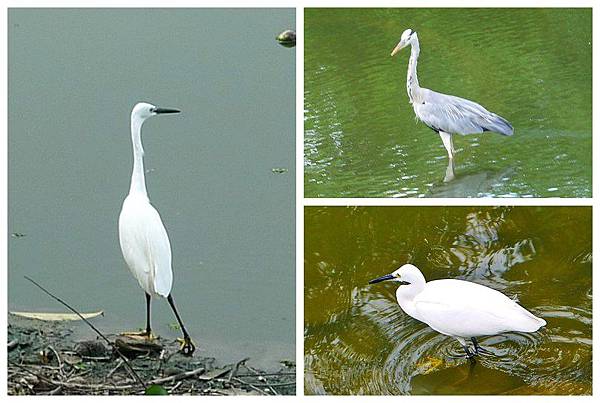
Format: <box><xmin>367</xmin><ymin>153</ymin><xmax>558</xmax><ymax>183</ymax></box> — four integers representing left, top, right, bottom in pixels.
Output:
<box><xmin>8</xmin><ymin>315</ymin><xmax>295</xmax><ymax>395</ymax></box>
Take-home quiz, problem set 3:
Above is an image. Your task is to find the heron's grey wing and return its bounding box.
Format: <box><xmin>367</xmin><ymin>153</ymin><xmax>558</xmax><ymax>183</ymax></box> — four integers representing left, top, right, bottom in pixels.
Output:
<box><xmin>414</xmin><ymin>91</ymin><xmax>513</xmax><ymax>136</ymax></box>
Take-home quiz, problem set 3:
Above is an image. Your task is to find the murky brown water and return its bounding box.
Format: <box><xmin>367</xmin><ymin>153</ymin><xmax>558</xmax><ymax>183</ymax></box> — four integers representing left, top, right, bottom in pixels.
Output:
<box><xmin>305</xmin><ymin>206</ymin><xmax>591</xmax><ymax>394</ymax></box>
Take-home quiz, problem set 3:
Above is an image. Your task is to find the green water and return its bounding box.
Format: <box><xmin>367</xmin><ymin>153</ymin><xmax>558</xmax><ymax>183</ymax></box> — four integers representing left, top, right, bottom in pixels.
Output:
<box><xmin>304</xmin><ymin>206</ymin><xmax>591</xmax><ymax>395</ymax></box>
<box><xmin>8</xmin><ymin>8</ymin><xmax>295</xmax><ymax>368</ymax></box>
<box><xmin>304</xmin><ymin>8</ymin><xmax>592</xmax><ymax>198</ymax></box>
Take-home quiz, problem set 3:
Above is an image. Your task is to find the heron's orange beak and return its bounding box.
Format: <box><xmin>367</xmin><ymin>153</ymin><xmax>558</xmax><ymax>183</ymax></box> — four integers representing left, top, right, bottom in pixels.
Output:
<box><xmin>390</xmin><ymin>43</ymin><xmax>403</xmax><ymax>57</ymax></box>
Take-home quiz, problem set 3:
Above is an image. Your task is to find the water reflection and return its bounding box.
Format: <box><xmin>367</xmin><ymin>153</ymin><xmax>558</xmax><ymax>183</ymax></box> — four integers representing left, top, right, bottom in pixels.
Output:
<box><xmin>429</xmin><ymin>166</ymin><xmax>516</xmax><ymax>197</ymax></box>
<box><xmin>304</xmin><ymin>206</ymin><xmax>591</xmax><ymax>395</ymax></box>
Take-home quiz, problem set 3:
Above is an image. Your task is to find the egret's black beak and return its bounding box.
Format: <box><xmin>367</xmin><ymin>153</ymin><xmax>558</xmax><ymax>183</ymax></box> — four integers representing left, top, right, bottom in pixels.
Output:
<box><xmin>154</xmin><ymin>107</ymin><xmax>181</xmax><ymax>115</ymax></box>
<box><xmin>369</xmin><ymin>273</ymin><xmax>395</xmax><ymax>284</ymax></box>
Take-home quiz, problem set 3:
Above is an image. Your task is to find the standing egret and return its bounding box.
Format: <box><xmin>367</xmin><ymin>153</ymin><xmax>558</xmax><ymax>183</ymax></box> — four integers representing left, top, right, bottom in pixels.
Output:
<box><xmin>391</xmin><ymin>29</ymin><xmax>513</xmax><ymax>160</ymax></box>
<box><xmin>119</xmin><ymin>102</ymin><xmax>195</xmax><ymax>355</ymax></box>
<box><xmin>369</xmin><ymin>264</ymin><xmax>546</xmax><ymax>360</ymax></box>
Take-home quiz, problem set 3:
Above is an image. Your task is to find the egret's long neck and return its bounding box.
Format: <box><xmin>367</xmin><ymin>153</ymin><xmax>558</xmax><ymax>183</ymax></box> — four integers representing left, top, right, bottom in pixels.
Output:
<box><xmin>129</xmin><ymin>118</ymin><xmax>147</xmax><ymax>196</ymax></box>
<box><xmin>406</xmin><ymin>37</ymin><xmax>421</xmax><ymax>103</ymax></box>
<box><xmin>395</xmin><ymin>281</ymin><xmax>425</xmax><ymax>320</ymax></box>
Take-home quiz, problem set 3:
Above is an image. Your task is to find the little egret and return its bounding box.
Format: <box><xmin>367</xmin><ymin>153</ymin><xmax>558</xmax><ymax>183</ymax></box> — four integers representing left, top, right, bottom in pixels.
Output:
<box><xmin>118</xmin><ymin>102</ymin><xmax>195</xmax><ymax>355</ymax></box>
<box><xmin>369</xmin><ymin>264</ymin><xmax>546</xmax><ymax>360</ymax></box>
<box><xmin>391</xmin><ymin>29</ymin><xmax>513</xmax><ymax>160</ymax></box>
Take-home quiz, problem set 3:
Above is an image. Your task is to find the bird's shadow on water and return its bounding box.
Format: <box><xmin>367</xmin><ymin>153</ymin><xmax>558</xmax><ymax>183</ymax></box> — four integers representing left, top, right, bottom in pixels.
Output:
<box><xmin>426</xmin><ymin>160</ymin><xmax>515</xmax><ymax>198</ymax></box>
<box><xmin>410</xmin><ymin>358</ymin><xmax>526</xmax><ymax>395</ymax></box>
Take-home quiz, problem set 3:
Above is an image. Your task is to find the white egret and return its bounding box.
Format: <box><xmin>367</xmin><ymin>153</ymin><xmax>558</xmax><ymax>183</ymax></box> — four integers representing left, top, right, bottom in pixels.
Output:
<box><xmin>369</xmin><ymin>264</ymin><xmax>546</xmax><ymax>360</ymax></box>
<box><xmin>391</xmin><ymin>29</ymin><xmax>513</xmax><ymax>160</ymax></box>
<box><xmin>118</xmin><ymin>102</ymin><xmax>195</xmax><ymax>355</ymax></box>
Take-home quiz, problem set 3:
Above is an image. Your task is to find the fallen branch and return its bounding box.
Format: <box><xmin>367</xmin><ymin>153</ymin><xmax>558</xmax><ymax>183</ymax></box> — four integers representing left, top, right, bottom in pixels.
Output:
<box><xmin>23</xmin><ymin>276</ymin><xmax>146</xmax><ymax>389</ymax></box>
<box><xmin>150</xmin><ymin>367</ymin><xmax>206</xmax><ymax>385</ymax></box>
<box><xmin>231</xmin><ymin>376</ymin><xmax>270</xmax><ymax>395</ymax></box>
<box><xmin>228</xmin><ymin>357</ymin><xmax>249</xmax><ymax>381</ymax></box>
<box><xmin>46</xmin><ymin>345</ymin><xmax>64</xmax><ymax>379</ymax></box>
<box><xmin>9</xmin><ymin>360</ymin><xmax>207</xmax><ymax>393</ymax></box>
<box><xmin>235</xmin><ymin>371</ymin><xmax>296</xmax><ymax>377</ymax></box>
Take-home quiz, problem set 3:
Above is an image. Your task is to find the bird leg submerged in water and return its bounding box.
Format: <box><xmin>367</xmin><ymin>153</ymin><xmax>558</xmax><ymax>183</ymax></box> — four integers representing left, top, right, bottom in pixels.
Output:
<box><xmin>456</xmin><ymin>337</ymin><xmax>490</xmax><ymax>362</ymax></box>
<box><xmin>471</xmin><ymin>337</ymin><xmax>491</xmax><ymax>355</ymax></box>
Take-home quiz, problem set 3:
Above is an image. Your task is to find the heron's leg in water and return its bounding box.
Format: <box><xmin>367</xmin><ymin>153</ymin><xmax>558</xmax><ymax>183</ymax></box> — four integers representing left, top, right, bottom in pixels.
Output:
<box><xmin>167</xmin><ymin>294</ymin><xmax>196</xmax><ymax>356</ymax></box>
<box><xmin>444</xmin><ymin>158</ymin><xmax>456</xmax><ymax>183</ymax></box>
<box><xmin>471</xmin><ymin>337</ymin><xmax>491</xmax><ymax>355</ymax></box>
<box><xmin>439</xmin><ymin>131</ymin><xmax>455</xmax><ymax>159</ymax></box>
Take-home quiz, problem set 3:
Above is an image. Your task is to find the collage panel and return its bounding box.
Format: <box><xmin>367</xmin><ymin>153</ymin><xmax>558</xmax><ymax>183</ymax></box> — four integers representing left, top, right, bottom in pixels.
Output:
<box><xmin>7</xmin><ymin>8</ymin><xmax>296</xmax><ymax>396</ymax></box>
<box><xmin>304</xmin><ymin>206</ymin><xmax>592</xmax><ymax>395</ymax></box>
<box><xmin>304</xmin><ymin>8</ymin><xmax>592</xmax><ymax>198</ymax></box>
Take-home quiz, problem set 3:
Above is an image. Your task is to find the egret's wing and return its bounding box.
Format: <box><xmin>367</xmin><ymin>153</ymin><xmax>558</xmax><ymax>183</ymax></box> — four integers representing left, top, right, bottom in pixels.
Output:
<box><xmin>119</xmin><ymin>199</ymin><xmax>173</xmax><ymax>297</ymax></box>
<box><xmin>413</xmin><ymin>279</ymin><xmax>542</xmax><ymax>337</ymax></box>
<box><xmin>414</xmin><ymin>91</ymin><xmax>513</xmax><ymax>136</ymax></box>
<box><xmin>414</xmin><ymin>298</ymin><xmax>509</xmax><ymax>338</ymax></box>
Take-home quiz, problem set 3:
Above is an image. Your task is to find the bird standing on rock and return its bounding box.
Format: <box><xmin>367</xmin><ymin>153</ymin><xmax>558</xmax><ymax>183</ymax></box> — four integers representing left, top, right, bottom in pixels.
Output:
<box><xmin>119</xmin><ymin>102</ymin><xmax>195</xmax><ymax>356</ymax></box>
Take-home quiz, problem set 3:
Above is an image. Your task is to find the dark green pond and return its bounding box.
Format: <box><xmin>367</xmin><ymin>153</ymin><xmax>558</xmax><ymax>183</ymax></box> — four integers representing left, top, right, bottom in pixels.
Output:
<box><xmin>304</xmin><ymin>207</ymin><xmax>591</xmax><ymax>394</ymax></box>
<box><xmin>304</xmin><ymin>8</ymin><xmax>592</xmax><ymax>198</ymax></box>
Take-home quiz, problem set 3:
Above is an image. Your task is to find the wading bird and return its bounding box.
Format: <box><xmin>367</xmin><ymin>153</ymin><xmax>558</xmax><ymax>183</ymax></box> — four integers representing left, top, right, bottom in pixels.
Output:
<box><xmin>369</xmin><ymin>264</ymin><xmax>545</xmax><ymax>360</ymax></box>
<box><xmin>119</xmin><ymin>102</ymin><xmax>195</xmax><ymax>355</ymax></box>
<box><xmin>391</xmin><ymin>29</ymin><xmax>513</xmax><ymax>160</ymax></box>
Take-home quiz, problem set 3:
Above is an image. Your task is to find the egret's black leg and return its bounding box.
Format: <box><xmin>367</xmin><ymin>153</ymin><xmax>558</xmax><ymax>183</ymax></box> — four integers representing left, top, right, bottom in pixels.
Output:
<box><xmin>145</xmin><ymin>293</ymin><xmax>152</xmax><ymax>335</ymax></box>
<box><xmin>470</xmin><ymin>337</ymin><xmax>491</xmax><ymax>355</ymax></box>
<box><xmin>120</xmin><ymin>293</ymin><xmax>154</xmax><ymax>338</ymax></box>
<box><xmin>167</xmin><ymin>294</ymin><xmax>195</xmax><ymax>356</ymax></box>
<box><xmin>463</xmin><ymin>345</ymin><xmax>476</xmax><ymax>362</ymax></box>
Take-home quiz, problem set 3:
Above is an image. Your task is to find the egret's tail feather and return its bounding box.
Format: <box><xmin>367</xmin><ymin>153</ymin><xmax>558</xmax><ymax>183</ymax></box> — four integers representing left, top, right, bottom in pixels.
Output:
<box><xmin>482</xmin><ymin>114</ymin><xmax>514</xmax><ymax>136</ymax></box>
<box><xmin>514</xmin><ymin>310</ymin><xmax>546</xmax><ymax>333</ymax></box>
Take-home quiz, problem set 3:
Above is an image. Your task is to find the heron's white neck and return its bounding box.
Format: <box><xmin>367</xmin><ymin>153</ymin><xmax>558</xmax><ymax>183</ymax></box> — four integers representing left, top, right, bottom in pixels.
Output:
<box><xmin>129</xmin><ymin>118</ymin><xmax>147</xmax><ymax>196</ymax></box>
<box><xmin>406</xmin><ymin>36</ymin><xmax>421</xmax><ymax>103</ymax></box>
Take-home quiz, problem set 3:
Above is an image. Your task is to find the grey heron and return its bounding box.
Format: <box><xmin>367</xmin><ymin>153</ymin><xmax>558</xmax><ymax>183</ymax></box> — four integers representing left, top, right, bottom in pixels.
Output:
<box><xmin>119</xmin><ymin>102</ymin><xmax>195</xmax><ymax>356</ymax></box>
<box><xmin>391</xmin><ymin>29</ymin><xmax>513</xmax><ymax>160</ymax></box>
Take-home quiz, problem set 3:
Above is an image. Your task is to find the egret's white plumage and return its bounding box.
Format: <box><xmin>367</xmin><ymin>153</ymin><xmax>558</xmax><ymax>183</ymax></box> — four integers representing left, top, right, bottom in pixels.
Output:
<box><xmin>119</xmin><ymin>193</ymin><xmax>172</xmax><ymax>297</ymax></box>
<box><xmin>370</xmin><ymin>264</ymin><xmax>546</xmax><ymax>359</ymax></box>
<box><xmin>391</xmin><ymin>29</ymin><xmax>513</xmax><ymax>159</ymax></box>
<box><xmin>119</xmin><ymin>102</ymin><xmax>174</xmax><ymax>297</ymax></box>
<box><xmin>118</xmin><ymin>102</ymin><xmax>195</xmax><ymax>355</ymax></box>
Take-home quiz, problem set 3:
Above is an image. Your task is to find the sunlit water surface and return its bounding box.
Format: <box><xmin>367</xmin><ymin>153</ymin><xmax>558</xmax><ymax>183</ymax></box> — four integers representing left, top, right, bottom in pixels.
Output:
<box><xmin>304</xmin><ymin>8</ymin><xmax>591</xmax><ymax>198</ymax></box>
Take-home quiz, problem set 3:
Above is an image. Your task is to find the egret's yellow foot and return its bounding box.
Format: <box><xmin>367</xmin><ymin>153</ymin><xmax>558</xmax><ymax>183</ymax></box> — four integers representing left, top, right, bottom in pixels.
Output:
<box><xmin>177</xmin><ymin>337</ymin><xmax>196</xmax><ymax>356</ymax></box>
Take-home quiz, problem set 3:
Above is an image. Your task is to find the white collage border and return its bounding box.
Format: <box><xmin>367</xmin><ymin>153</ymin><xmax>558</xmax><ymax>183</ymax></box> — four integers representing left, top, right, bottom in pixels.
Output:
<box><xmin>1</xmin><ymin>1</ymin><xmax>597</xmax><ymax>401</ymax></box>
